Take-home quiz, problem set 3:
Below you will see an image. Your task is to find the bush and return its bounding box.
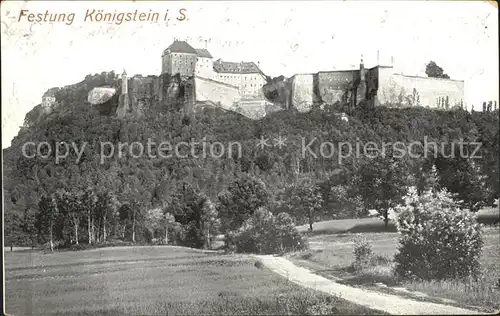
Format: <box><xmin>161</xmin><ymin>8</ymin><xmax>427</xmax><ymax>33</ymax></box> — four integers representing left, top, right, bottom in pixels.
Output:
<box><xmin>394</xmin><ymin>187</ymin><xmax>483</xmax><ymax>280</ymax></box>
<box><xmin>229</xmin><ymin>208</ymin><xmax>309</xmax><ymax>254</ymax></box>
<box><xmin>352</xmin><ymin>238</ymin><xmax>373</xmax><ymax>271</ymax></box>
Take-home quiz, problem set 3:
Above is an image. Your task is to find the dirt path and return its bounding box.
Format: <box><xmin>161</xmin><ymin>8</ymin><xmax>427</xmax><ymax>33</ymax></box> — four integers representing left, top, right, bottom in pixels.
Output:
<box><xmin>254</xmin><ymin>255</ymin><xmax>486</xmax><ymax>315</ymax></box>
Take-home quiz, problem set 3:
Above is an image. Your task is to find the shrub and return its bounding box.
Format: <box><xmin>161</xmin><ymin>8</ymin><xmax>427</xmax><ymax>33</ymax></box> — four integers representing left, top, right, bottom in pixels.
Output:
<box><xmin>394</xmin><ymin>187</ymin><xmax>483</xmax><ymax>280</ymax></box>
<box><xmin>230</xmin><ymin>208</ymin><xmax>309</xmax><ymax>254</ymax></box>
<box><xmin>352</xmin><ymin>238</ymin><xmax>373</xmax><ymax>271</ymax></box>
<box><xmin>254</xmin><ymin>261</ymin><xmax>264</xmax><ymax>269</ymax></box>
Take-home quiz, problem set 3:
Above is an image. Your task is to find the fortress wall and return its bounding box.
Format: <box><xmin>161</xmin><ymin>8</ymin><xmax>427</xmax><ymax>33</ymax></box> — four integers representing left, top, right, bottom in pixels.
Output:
<box><xmin>235</xmin><ymin>100</ymin><xmax>272</xmax><ymax>119</ymax></box>
<box><xmin>130</xmin><ymin>76</ymin><xmax>158</xmax><ymax>101</ymax></box>
<box><xmin>377</xmin><ymin>70</ymin><xmax>465</xmax><ymax>108</ymax></box>
<box><xmin>195</xmin><ymin>76</ymin><xmax>241</xmax><ymax>109</ymax></box>
<box><xmin>371</xmin><ymin>67</ymin><xmax>393</xmax><ymax>106</ymax></box>
<box><xmin>290</xmin><ymin>74</ymin><xmax>315</xmax><ymax>112</ymax></box>
<box><xmin>317</xmin><ymin>71</ymin><xmax>356</xmax><ymax>104</ymax></box>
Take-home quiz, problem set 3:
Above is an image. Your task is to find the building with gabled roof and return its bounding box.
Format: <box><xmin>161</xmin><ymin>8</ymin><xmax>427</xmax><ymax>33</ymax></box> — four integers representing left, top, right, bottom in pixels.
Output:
<box><xmin>195</xmin><ymin>48</ymin><xmax>213</xmax><ymax>59</ymax></box>
<box><xmin>163</xmin><ymin>40</ymin><xmax>197</xmax><ymax>55</ymax></box>
<box><xmin>161</xmin><ymin>40</ymin><xmax>198</xmax><ymax>77</ymax></box>
<box><xmin>162</xmin><ymin>39</ymin><xmax>267</xmax><ymax>99</ymax></box>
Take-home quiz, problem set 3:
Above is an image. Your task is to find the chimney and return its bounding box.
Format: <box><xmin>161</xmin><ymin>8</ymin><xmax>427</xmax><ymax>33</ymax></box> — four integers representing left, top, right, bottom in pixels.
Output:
<box><xmin>391</xmin><ymin>56</ymin><xmax>394</xmax><ymax>68</ymax></box>
<box><xmin>377</xmin><ymin>50</ymin><xmax>380</xmax><ymax>65</ymax></box>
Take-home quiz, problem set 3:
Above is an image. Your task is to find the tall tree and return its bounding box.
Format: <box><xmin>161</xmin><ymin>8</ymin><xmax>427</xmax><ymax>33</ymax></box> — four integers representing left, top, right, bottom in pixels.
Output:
<box><xmin>425</xmin><ymin>61</ymin><xmax>450</xmax><ymax>79</ymax></box>
<box><xmin>5</xmin><ymin>211</ymin><xmax>24</xmax><ymax>251</ymax></box>
<box><xmin>56</xmin><ymin>190</ymin><xmax>84</xmax><ymax>245</ymax></box>
<box><xmin>282</xmin><ymin>177</ymin><xmax>324</xmax><ymax>231</ymax></box>
<box><xmin>356</xmin><ymin>156</ymin><xmax>409</xmax><ymax>227</ymax></box>
<box><xmin>170</xmin><ymin>183</ymin><xmax>210</xmax><ymax>248</ymax></box>
<box><xmin>81</xmin><ymin>188</ymin><xmax>98</xmax><ymax>244</ymax></box>
<box><xmin>95</xmin><ymin>192</ymin><xmax>119</xmax><ymax>242</ymax></box>
<box><xmin>217</xmin><ymin>175</ymin><xmax>269</xmax><ymax>232</ymax></box>
<box><xmin>22</xmin><ymin>208</ymin><xmax>37</xmax><ymax>249</ymax></box>
<box><xmin>201</xmin><ymin>198</ymin><xmax>219</xmax><ymax>249</ymax></box>
<box><xmin>36</xmin><ymin>195</ymin><xmax>59</xmax><ymax>251</ymax></box>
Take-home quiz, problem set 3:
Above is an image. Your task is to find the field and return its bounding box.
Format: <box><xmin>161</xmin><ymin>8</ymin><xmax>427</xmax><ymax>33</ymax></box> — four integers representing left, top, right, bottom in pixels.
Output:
<box><xmin>290</xmin><ymin>217</ymin><xmax>500</xmax><ymax>311</ymax></box>
<box><xmin>4</xmin><ymin>246</ymin><xmax>383</xmax><ymax>316</ymax></box>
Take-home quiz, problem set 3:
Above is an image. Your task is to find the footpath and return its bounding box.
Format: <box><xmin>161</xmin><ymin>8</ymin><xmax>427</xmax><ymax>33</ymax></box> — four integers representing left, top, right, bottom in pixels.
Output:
<box><xmin>255</xmin><ymin>255</ymin><xmax>489</xmax><ymax>315</ymax></box>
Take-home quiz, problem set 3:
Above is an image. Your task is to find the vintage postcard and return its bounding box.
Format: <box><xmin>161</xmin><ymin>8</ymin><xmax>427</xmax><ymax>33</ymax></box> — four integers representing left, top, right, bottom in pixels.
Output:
<box><xmin>2</xmin><ymin>1</ymin><xmax>499</xmax><ymax>315</ymax></box>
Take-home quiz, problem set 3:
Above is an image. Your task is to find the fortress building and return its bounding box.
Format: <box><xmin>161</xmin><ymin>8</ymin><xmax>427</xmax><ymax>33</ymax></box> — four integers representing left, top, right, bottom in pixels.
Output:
<box><xmin>287</xmin><ymin>57</ymin><xmax>465</xmax><ymax>112</ymax></box>
<box><xmin>161</xmin><ymin>40</ymin><xmax>267</xmax><ymax>100</ymax></box>
<box><xmin>41</xmin><ymin>92</ymin><xmax>56</xmax><ymax>108</ymax></box>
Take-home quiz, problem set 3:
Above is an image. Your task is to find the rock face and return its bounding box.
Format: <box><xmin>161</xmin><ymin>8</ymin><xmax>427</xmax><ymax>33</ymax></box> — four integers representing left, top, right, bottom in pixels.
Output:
<box><xmin>88</xmin><ymin>87</ymin><xmax>117</xmax><ymax>105</ymax></box>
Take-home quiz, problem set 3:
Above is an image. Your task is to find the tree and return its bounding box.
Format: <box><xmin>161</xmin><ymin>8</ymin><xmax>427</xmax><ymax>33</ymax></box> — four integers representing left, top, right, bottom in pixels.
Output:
<box><xmin>327</xmin><ymin>185</ymin><xmax>364</xmax><ymax>219</ymax></box>
<box><xmin>425</xmin><ymin>61</ymin><xmax>450</xmax><ymax>79</ymax></box>
<box><xmin>394</xmin><ymin>187</ymin><xmax>483</xmax><ymax>280</ymax></box>
<box><xmin>217</xmin><ymin>175</ymin><xmax>269</xmax><ymax>232</ymax></box>
<box><xmin>144</xmin><ymin>207</ymin><xmax>164</xmax><ymax>243</ymax></box>
<box><xmin>162</xmin><ymin>212</ymin><xmax>176</xmax><ymax>244</ymax></box>
<box><xmin>282</xmin><ymin>177</ymin><xmax>323</xmax><ymax>231</ymax></box>
<box><xmin>22</xmin><ymin>208</ymin><xmax>37</xmax><ymax>249</ymax></box>
<box><xmin>36</xmin><ymin>195</ymin><xmax>59</xmax><ymax>251</ymax></box>
<box><xmin>120</xmin><ymin>175</ymin><xmax>153</xmax><ymax>243</ymax></box>
<box><xmin>56</xmin><ymin>190</ymin><xmax>84</xmax><ymax>245</ymax></box>
<box><xmin>436</xmin><ymin>155</ymin><xmax>489</xmax><ymax>212</ymax></box>
<box><xmin>417</xmin><ymin>164</ymin><xmax>440</xmax><ymax>194</ymax></box>
<box><xmin>81</xmin><ymin>188</ymin><xmax>98</xmax><ymax>244</ymax></box>
<box><xmin>170</xmin><ymin>183</ymin><xmax>214</xmax><ymax>248</ymax></box>
<box><xmin>95</xmin><ymin>192</ymin><xmax>119</xmax><ymax>242</ymax></box>
<box><xmin>201</xmin><ymin>198</ymin><xmax>219</xmax><ymax>249</ymax></box>
<box><xmin>5</xmin><ymin>211</ymin><xmax>24</xmax><ymax>251</ymax></box>
<box><xmin>356</xmin><ymin>156</ymin><xmax>409</xmax><ymax>227</ymax></box>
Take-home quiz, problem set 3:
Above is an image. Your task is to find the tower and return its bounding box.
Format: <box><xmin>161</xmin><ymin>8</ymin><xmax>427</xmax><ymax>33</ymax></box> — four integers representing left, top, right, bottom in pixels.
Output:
<box><xmin>117</xmin><ymin>69</ymin><xmax>130</xmax><ymax>117</ymax></box>
<box><xmin>121</xmin><ymin>69</ymin><xmax>128</xmax><ymax>94</ymax></box>
<box><xmin>356</xmin><ymin>55</ymin><xmax>367</xmax><ymax>106</ymax></box>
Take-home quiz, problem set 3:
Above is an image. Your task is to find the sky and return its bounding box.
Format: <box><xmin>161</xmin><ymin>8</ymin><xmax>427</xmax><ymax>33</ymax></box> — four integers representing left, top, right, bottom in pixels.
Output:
<box><xmin>1</xmin><ymin>0</ymin><xmax>498</xmax><ymax>148</ymax></box>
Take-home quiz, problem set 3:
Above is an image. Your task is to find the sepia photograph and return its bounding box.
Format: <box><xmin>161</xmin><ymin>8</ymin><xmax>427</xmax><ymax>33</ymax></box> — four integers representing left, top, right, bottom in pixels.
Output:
<box><xmin>1</xmin><ymin>0</ymin><xmax>499</xmax><ymax>315</ymax></box>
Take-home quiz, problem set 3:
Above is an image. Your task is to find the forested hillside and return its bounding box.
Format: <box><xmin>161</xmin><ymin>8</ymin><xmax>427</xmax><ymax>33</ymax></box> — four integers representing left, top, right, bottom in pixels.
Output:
<box><xmin>3</xmin><ymin>72</ymin><xmax>499</xmax><ymax>250</ymax></box>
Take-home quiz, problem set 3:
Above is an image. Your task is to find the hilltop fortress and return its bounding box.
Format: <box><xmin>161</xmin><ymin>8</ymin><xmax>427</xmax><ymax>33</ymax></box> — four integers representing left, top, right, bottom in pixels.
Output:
<box><xmin>40</xmin><ymin>40</ymin><xmax>469</xmax><ymax>121</ymax></box>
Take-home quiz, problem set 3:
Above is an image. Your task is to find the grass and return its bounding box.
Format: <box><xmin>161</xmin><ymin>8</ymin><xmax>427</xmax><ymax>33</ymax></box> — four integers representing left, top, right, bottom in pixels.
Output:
<box><xmin>289</xmin><ymin>219</ymin><xmax>500</xmax><ymax>311</ymax></box>
<box><xmin>4</xmin><ymin>246</ymin><xmax>384</xmax><ymax>315</ymax></box>
<box><xmin>297</xmin><ymin>218</ymin><xmax>397</xmax><ymax>235</ymax></box>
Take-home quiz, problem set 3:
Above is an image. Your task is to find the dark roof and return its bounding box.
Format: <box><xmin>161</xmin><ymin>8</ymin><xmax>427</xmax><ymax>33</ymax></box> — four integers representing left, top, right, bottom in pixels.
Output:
<box><xmin>213</xmin><ymin>59</ymin><xmax>264</xmax><ymax>75</ymax></box>
<box><xmin>163</xmin><ymin>40</ymin><xmax>197</xmax><ymax>55</ymax></box>
<box><xmin>195</xmin><ymin>48</ymin><xmax>213</xmax><ymax>58</ymax></box>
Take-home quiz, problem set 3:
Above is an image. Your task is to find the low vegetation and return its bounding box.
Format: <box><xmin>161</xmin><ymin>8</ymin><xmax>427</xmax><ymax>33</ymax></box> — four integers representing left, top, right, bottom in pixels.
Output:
<box><xmin>4</xmin><ymin>247</ymin><xmax>384</xmax><ymax>315</ymax></box>
<box><xmin>227</xmin><ymin>208</ymin><xmax>308</xmax><ymax>254</ymax></box>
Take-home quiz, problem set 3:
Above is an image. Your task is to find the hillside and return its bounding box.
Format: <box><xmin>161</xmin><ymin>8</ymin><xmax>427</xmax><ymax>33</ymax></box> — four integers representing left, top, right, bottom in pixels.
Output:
<box><xmin>3</xmin><ymin>71</ymin><xmax>499</xmax><ymax>247</ymax></box>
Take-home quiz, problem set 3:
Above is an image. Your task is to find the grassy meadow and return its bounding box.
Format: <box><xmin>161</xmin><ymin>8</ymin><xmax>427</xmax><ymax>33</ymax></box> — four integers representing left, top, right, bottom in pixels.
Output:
<box><xmin>4</xmin><ymin>246</ymin><xmax>384</xmax><ymax>316</ymax></box>
<box><xmin>291</xmin><ymin>217</ymin><xmax>500</xmax><ymax>311</ymax></box>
